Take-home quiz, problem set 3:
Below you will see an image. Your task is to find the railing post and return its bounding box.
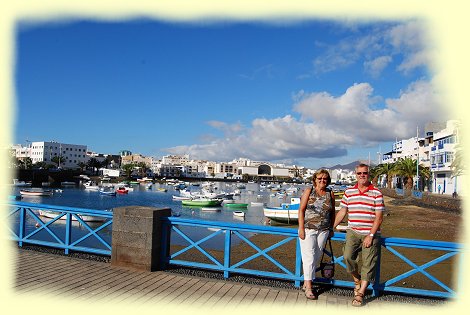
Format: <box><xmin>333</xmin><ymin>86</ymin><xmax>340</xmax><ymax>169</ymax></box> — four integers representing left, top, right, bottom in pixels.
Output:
<box><xmin>18</xmin><ymin>207</ymin><xmax>25</xmax><ymax>247</ymax></box>
<box><xmin>111</xmin><ymin>206</ymin><xmax>171</xmax><ymax>271</ymax></box>
<box><xmin>224</xmin><ymin>228</ymin><xmax>231</xmax><ymax>278</ymax></box>
<box><xmin>295</xmin><ymin>237</ymin><xmax>302</xmax><ymax>287</ymax></box>
<box><xmin>372</xmin><ymin>238</ymin><xmax>383</xmax><ymax>297</ymax></box>
<box><xmin>64</xmin><ymin>212</ymin><xmax>72</xmax><ymax>255</ymax></box>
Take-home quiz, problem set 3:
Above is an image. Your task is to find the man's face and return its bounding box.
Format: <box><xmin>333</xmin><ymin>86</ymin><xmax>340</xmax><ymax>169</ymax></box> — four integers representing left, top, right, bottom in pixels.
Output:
<box><xmin>356</xmin><ymin>166</ymin><xmax>369</xmax><ymax>186</ymax></box>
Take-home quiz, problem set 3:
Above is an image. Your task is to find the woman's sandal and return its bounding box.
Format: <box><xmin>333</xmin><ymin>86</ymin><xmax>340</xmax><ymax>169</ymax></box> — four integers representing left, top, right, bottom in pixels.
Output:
<box><xmin>351</xmin><ymin>292</ymin><xmax>364</xmax><ymax>307</ymax></box>
<box><xmin>353</xmin><ymin>279</ymin><xmax>361</xmax><ymax>296</ymax></box>
<box><xmin>304</xmin><ymin>288</ymin><xmax>318</xmax><ymax>300</ymax></box>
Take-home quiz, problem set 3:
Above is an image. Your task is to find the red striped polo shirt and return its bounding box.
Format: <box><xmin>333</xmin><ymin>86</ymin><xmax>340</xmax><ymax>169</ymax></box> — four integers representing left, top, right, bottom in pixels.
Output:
<box><xmin>340</xmin><ymin>183</ymin><xmax>385</xmax><ymax>235</ymax></box>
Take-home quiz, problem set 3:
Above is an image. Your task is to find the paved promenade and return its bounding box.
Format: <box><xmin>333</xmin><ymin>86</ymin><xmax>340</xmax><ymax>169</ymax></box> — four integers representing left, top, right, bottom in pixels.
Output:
<box><xmin>12</xmin><ymin>248</ymin><xmax>408</xmax><ymax>309</ymax></box>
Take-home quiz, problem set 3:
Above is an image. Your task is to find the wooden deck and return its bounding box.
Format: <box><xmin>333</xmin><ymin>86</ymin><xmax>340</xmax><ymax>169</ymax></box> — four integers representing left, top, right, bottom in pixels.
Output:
<box><xmin>12</xmin><ymin>248</ymin><xmax>392</xmax><ymax>309</ymax></box>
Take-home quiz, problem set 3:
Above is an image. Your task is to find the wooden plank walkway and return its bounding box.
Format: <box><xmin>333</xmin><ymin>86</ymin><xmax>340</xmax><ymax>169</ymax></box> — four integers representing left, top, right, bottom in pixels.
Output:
<box><xmin>12</xmin><ymin>248</ymin><xmax>393</xmax><ymax>309</ymax></box>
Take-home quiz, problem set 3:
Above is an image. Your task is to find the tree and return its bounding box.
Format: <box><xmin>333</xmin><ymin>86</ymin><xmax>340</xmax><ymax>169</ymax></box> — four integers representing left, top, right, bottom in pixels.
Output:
<box><xmin>87</xmin><ymin>158</ymin><xmax>100</xmax><ymax>175</ymax></box>
<box><xmin>77</xmin><ymin>162</ymin><xmax>87</xmax><ymax>172</ymax></box>
<box><xmin>374</xmin><ymin>163</ymin><xmax>395</xmax><ymax>188</ymax></box>
<box><xmin>137</xmin><ymin>162</ymin><xmax>149</xmax><ymax>177</ymax></box>
<box><xmin>393</xmin><ymin>157</ymin><xmax>430</xmax><ymax>190</ymax></box>
<box><xmin>121</xmin><ymin>163</ymin><xmax>135</xmax><ymax>179</ymax></box>
<box><xmin>51</xmin><ymin>155</ymin><xmax>65</xmax><ymax>168</ymax></box>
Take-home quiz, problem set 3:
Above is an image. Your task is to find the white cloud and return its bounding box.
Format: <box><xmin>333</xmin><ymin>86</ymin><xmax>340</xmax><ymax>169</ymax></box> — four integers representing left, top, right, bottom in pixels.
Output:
<box><xmin>364</xmin><ymin>55</ymin><xmax>392</xmax><ymax>78</ymax></box>
<box><xmin>165</xmin><ymin>80</ymin><xmax>445</xmax><ymax>162</ymax></box>
<box><xmin>312</xmin><ymin>21</ymin><xmax>429</xmax><ymax>76</ymax></box>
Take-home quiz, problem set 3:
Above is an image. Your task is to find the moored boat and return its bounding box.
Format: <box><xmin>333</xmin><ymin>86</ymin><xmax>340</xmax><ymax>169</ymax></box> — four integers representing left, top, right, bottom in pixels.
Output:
<box><xmin>233</xmin><ymin>211</ymin><xmax>245</xmax><ymax>217</ymax></box>
<box><xmin>38</xmin><ymin>210</ymin><xmax>106</xmax><ymax>222</ymax></box>
<box><xmin>263</xmin><ymin>197</ymin><xmax>301</xmax><ymax>224</ymax></box>
<box><xmin>225</xmin><ymin>203</ymin><xmax>248</xmax><ymax>209</ymax></box>
<box><xmin>99</xmin><ymin>188</ymin><xmax>116</xmax><ymax>196</ymax></box>
<box><xmin>181</xmin><ymin>198</ymin><xmax>222</xmax><ymax>207</ymax></box>
<box><xmin>116</xmin><ymin>187</ymin><xmax>129</xmax><ymax>194</ymax></box>
<box><xmin>12</xmin><ymin>179</ymin><xmax>32</xmax><ymax>187</ymax></box>
<box><xmin>19</xmin><ymin>189</ymin><xmax>53</xmax><ymax>197</ymax></box>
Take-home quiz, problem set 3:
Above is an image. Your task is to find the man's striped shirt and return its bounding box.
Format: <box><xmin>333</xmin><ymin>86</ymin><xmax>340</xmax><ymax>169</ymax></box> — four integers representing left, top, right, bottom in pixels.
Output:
<box><xmin>340</xmin><ymin>183</ymin><xmax>385</xmax><ymax>235</ymax></box>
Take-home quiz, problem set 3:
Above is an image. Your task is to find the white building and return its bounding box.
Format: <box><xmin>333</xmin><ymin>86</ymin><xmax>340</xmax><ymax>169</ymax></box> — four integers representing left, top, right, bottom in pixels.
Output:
<box><xmin>27</xmin><ymin>141</ymin><xmax>87</xmax><ymax>169</ymax></box>
<box><xmin>380</xmin><ymin>120</ymin><xmax>462</xmax><ymax>195</ymax></box>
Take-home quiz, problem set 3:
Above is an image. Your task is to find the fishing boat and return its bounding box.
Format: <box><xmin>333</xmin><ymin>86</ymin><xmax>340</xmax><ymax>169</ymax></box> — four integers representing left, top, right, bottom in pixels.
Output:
<box><xmin>38</xmin><ymin>210</ymin><xmax>106</xmax><ymax>222</ymax></box>
<box><xmin>83</xmin><ymin>181</ymin><xmax>100</xmax><ymax>191</ymax></box>
<box><xmin>19</xmin><ymin>189</ymin><xmax>53</xmax><ymax>197</ymax></box>
<box><xmin>263</xmin><ymin>197</ymin><xmax>301</xmax><ymax>224</ymax></box>
<box><xmin>225</xmin><ymin>203</ymin><xmax>248</xmax><ymax>209</ymax></box>
<box><xmin>181</xmin><ymin>198</ymin><xmax>222</xmax><ymax>207</ymax></box>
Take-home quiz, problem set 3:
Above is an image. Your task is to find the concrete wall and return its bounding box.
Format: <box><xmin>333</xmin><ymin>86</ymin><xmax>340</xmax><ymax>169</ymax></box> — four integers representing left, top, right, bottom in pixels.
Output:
<box><xmin>380</xmin><ymin>188</ymin><xmax>461</xmax><ymax>213</ymax></box>
<box><xmin>111</xmin><ymin>206</ymin><xmax>171</xmax><ymax>271</ymax></box>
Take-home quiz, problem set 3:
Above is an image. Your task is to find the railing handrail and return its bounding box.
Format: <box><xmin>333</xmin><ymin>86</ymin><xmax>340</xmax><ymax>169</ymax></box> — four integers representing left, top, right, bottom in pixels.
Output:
<box><xmin>9</xmin><ymin>201</ymin><xmax>113</xmax><ymax>218</ymax></box>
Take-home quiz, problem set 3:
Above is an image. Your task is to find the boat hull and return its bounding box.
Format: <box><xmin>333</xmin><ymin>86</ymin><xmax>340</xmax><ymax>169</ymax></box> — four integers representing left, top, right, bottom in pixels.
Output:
<box><xmin>20</xmin><ymin>189</ymin><xmax>53</xmax><ymax>197</ymax></box>
<box><xmin>263</xmin><ymin>207</ymin><xmax>299</xmax><ymax>224</ymax></box>
<box><xmin>38</xmin><ymin>210</ymin><xmax>106</xmax><ymax>222</ymax></box>
<box><xmin>181</xmin><ymin>199</ymin><xmax>222</xmax><ymax>207</ymax></box>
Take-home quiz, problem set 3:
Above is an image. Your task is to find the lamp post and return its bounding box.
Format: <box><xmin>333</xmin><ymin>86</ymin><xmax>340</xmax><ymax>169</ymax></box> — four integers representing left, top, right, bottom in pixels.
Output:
<box><xmin>416</xmin><ymin>126</ymin><xmax>419</xmax><ymax>190</ymax></box>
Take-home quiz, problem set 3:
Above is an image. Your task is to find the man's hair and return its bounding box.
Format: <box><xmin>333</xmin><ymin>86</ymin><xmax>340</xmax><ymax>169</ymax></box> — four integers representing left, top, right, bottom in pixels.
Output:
<box><xmin>355</xmin><ymin>163</ymin><xmax>369</xmax><ymax>172</ymax></box>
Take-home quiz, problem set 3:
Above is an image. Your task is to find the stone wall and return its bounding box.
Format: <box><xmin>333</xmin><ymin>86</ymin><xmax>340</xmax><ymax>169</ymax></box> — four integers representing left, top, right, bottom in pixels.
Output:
<box><xmin>380</xmin><ymin>188</ymin><xmax>462</xmax><ymax>214</ymax></box>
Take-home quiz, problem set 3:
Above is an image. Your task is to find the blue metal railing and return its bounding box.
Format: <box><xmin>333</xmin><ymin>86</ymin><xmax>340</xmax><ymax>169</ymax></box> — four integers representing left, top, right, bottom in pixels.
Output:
<box><xmin>162</xmin><ymin>217</ymin><xmax>461</xmax><ymax>299</ymax></box>
<box><xmin>6</xmin><ymin>201</ymin><xmax>113</xmax><ymax>255</ymax></box>
<box><xmin>6</xmin><ymin>202</ymin><xmax>461</xmax><ymax>299</ymax></box>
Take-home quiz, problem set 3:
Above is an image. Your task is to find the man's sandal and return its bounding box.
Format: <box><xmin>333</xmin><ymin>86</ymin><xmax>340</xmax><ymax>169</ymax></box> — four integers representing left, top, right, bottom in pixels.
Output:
<box><xmin>304</xmin><ymin>288</ymin><xmax>318</xmax><ymax>300</ymax></box>
<box><xmin>353</xmin><ymin>279</ymin><xmax>361</xmax><ymax>296</ymax></box>
<box><xmin>351</xmin><ymin>292</ymin><xmax>364</xmax><ymax>307</ymax></box>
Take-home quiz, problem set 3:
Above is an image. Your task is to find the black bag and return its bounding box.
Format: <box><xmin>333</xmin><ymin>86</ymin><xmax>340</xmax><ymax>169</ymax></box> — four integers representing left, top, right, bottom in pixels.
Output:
<box><xmin>319</xmin><ymin>237</ymin><xmax>335</xmax><ymax>279</ymax></box>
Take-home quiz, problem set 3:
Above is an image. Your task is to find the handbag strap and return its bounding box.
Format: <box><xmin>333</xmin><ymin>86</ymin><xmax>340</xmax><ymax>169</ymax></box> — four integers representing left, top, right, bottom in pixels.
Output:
<box><xmin>321</xmin><ymin>237</ymin><xmax>334</xmax><ymax>263</ymax></box>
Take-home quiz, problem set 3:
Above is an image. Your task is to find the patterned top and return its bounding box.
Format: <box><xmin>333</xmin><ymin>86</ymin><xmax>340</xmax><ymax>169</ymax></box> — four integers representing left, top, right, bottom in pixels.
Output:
<box><xmin>340</xmin><ymin>183</ymin><xmax>385</xmax><ymax>235</ymax></box>
<box><xmin>304</xmin><ymin>188</ymin><xmax>334</xmax><ymax>231</ymax></box>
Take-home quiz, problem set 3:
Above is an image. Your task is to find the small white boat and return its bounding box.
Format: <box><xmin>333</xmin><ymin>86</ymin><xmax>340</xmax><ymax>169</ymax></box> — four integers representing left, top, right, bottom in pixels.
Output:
<box><xmin>233</xmin><ymin>211</ymin><xmax>245</xmax><ymax>217</ymax></box>
<box><xmin>172</xmin><ymin>195</ymin><xmax>191</xmax><ymax>201</ymax></box>
<box><xmin>61</xmin><ymin>181</ymin><xmax>76</xmax><ymax>186</ymax></box>
<box><xmin>250</xmin><ymin>202</ymin><xmax>265</xmax><ymax>207</ymax></box>
<box><xmin>201</xmin><ymin>207</ymin><xmax>222</xmax><ymax>211</ymax></box>
<box><xmin>38</xmin><ymin>210</ymin><xmax>106</xmax><ymax>222</ymax></box>
<box><xmin>20</xmin><ymin>189</ymin><xmax>53</xmax><ymax>197</ymax></box>
<box><xmin>83</xmin><ymin>181</ymin><xmax>100</xmax><ymax>191</ymax></box>
<box><xmin>12</xmin><ymin>179</ymin><xmax>32</xmax><ymax>187</ymax></box>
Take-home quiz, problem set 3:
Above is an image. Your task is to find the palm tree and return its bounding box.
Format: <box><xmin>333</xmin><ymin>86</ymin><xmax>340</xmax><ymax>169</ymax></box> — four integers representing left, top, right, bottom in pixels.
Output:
<box><xmin>136</xmin><ymin>162</ymin><xmax>149</xmax><ymax>177</ymax></box>
<box><xmin>51</xmin><ymin>155</ymin><xmax>65</xmax><ymax>168</ymax></box>
<box><xmin>77</xmin><ymin>162</ymin><xmax>87</xmax><ymax>172</ymax></box>
<box><xmin>393</xmin><ymin>157</ymin><xmax>430</xmax><ymax>190</ymax></box>
<box><xmin>87</xmin><ymin>158</ymin><xmax>100</xmax><ymax>175</ymax></box>
<box><xmin>374</xmin><ymin>163</ymin><xmax>395</xmax><ymax>188</ymax></box>
<box><xmin>368</xmin><ymin>165</ymin><xmax>382</xmax><ymax>187</ymax></box>
<box><xmin>122</xmin><ymin>163</ymin><xmax>135</xmax><ymax>179</ymax></box>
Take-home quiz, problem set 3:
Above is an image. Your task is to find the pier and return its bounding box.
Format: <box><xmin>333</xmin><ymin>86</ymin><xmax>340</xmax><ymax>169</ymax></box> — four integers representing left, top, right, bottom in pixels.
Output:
<box><xmin>14</xmin><ymin>248</ymin><xmax>411</xmax><ymax>308</ymax></box>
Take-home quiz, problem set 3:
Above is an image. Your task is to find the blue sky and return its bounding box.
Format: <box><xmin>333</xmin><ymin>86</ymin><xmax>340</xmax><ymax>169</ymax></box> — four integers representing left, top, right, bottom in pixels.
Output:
<box><xmin>14</xmin><ymin>19</ymin><xmax>449</xmax><ymax>168</ymax></box>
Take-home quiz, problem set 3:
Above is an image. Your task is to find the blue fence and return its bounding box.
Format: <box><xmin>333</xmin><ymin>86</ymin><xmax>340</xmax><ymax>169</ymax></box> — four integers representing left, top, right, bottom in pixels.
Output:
<box><xmin>7</xmin><ymin>201</ymin><xmax>113</xmax><ymax>255</ymax></box>
<box><xmin>6</xmin><ymin>202</ymin><xmax>460</xmax><ymax>299</ymax></box>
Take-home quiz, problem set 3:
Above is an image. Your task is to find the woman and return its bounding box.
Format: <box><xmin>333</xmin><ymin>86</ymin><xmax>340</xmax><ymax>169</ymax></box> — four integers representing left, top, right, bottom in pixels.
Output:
<box><xmin>298</xmin><ymin>169</ymin><xmax>335</xmax><ymax>300</ymax></box>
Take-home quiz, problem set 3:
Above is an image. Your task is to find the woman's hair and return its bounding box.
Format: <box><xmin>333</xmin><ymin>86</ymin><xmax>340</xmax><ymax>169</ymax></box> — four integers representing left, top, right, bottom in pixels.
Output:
<box><xmin>312</xmin><ymin>169</ymin><xmax>332</xmax><ymax>187</ymax></box>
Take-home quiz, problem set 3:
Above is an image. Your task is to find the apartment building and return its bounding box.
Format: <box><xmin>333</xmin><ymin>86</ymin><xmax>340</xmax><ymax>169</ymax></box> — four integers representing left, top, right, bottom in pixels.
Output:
<box><xmin>24</xmin><ymin>141</ymin><xmax>88</xmax><ymax>169</ymax></box>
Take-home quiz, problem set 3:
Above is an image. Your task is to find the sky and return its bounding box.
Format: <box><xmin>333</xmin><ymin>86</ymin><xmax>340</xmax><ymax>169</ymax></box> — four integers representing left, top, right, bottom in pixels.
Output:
<box><xmin>14</xmin><ymin>18</ymin><xmax>449</xmax><ymax>169</ymax></box>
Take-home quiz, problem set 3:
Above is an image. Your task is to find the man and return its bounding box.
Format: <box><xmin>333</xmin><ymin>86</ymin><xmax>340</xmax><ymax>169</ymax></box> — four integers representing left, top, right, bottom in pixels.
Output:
<box><xmin>333</xmin><ymin>163</ymin><xmax>384</xmax><ymax>307</ymax></box>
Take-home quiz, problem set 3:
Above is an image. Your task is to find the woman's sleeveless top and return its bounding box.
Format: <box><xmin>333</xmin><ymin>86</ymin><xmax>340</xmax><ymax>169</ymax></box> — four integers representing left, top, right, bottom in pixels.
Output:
<box><xmin>304</xmin><ymin>188</ymin><xmax>333</xmax><ymax>231</ymax></box>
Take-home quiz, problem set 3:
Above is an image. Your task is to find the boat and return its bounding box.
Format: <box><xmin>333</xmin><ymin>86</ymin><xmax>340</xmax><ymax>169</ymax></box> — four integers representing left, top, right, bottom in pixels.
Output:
<box><xmin>181</xmin><ymin>198</ymin><xmax>222</xmax><ymax>207</ymax></box>
<box><xmin>263</xmin><ymin>197</ymin><xmax>301</xmax><ymax>224</ymax></box>
<box><xmin>156</xmin><ymin>187</ymin><xmax>167</xmax><ymax>192</ymax></box>
<box><xmin>12</xmin><ymin>179</ymin><xmax>32</xmax><ymax>187</ymax></box>
<box><xmin>116</xmin><ymin>187</ymin><xmax>129</xmax><ymax>194</ymax></box>
<box><xmin>201</xmin><ymin>207</ymin><xmax>222</xmax><ymax>211</ymax></box>
<box><xmin>250</xmin><ymin>202</ymin><xmax>265</xmax><ymax>207</ymax></box>
<box><xmin>83</xmin><ymin>181</ymin><xmax>100</xmax><ymax>191</ymax></box>
<box><xmin>225</xmin><ymin>203</ymin><xmax>248</xmax><ymax>209</ymax></box>
<box><xmin>19</xmin><ymin>189</ymin><xmax>53</xmax><ymax>197</ymax></box>
<box><xmin>61</xmin><ymin>181</ymin><xmax>76</xmax><ymax>186</ymax></box>
<box><xmin>233</xmin><ymin>211</ymin><xmax>245</xmax><ymax>217</ymax></box>
<box><xmin>172</xmin><ymin>195</ymin><xmax>191</xmax><ymax>201</ymax></box>
<box><xmin>99</xmin><ymin>188</ymin><xmax>116</xmax><ymax>196</ymax></box>
<box><xmin>38</xmin><ymin>210</ymin><xmax>106</xmax><ymax>222</ymax></box>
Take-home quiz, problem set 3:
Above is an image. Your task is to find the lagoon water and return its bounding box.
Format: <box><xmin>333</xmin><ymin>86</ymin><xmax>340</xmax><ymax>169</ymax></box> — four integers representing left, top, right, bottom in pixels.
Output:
<box><xmin>10</xmin><ymin>181</ymin><xmax>306</xmax><ymax>251</ymax></box>
<box><xmin>12</xmin><ymin>181</ymin><xmax>305</xmax><ymax>226</ymax></box>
